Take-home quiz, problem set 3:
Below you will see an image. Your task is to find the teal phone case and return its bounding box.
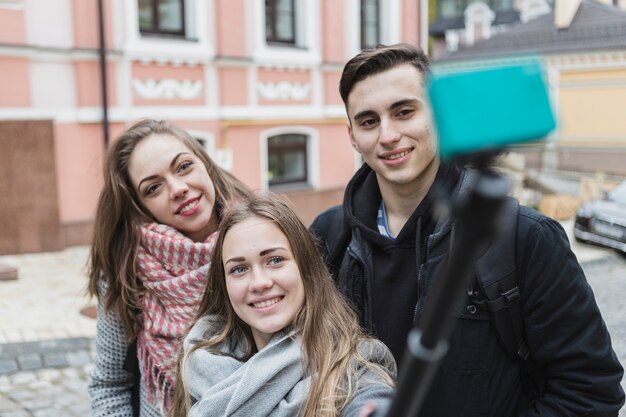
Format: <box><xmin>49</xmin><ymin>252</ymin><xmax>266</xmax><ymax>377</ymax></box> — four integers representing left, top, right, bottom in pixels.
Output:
<box><xmin>427</xmin><ymin>60</ymin><xmax>556</xmax><ymax>160</ymax></box>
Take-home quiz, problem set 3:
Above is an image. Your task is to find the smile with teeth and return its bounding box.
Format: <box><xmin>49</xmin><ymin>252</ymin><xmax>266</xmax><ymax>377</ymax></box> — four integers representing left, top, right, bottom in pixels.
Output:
<box><xmin>251</xmin><ymin>296</ymin><xmax>283</xmax><ymax>308</ymax></box>
<box><xmin>382</xmin><ymin>149</ymin><xmax>412</xmax><ymax>160</ymax></box>
<box><xmin>177</xmin><ymin>198</ymin><xmax>199</xmax><ymax>215</ymax></box>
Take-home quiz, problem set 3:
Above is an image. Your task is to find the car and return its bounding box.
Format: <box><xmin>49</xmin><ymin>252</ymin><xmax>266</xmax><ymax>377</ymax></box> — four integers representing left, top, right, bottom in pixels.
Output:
<box><xmin>574</xmin><ymin>180</ymin><xmax>626</xmax><ymax>253</ymax></box>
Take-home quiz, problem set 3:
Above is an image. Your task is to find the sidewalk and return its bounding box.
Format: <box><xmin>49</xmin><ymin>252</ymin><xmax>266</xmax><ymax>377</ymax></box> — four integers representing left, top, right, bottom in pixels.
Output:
<box><xmin>0</xmin><ymin>219</ymin><xmax>617</xmax><ymax>375</ymax></box>
<box><xmin>0</xmin><ymin>246</ymin><xmax>95</xmax><ymax>375</ymax></box>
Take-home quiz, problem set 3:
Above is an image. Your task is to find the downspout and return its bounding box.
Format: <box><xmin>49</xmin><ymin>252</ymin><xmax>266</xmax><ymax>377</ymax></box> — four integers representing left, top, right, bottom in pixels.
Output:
<box><xmin>97</xmin><ymin>0</ymin><xmax>110</xmax><ymax>147</ymax></box>
<box><xmin>419</xmin><ymin>0</ymin><xmax>429</xmax><ymax>53</ymax></box>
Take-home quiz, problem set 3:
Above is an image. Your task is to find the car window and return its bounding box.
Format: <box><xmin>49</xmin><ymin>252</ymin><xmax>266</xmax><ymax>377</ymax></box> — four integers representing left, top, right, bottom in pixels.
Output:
<box><xmin>608</xmin><ymin>181</ymin><xmax>626</xmax><ymax>204</ymax></box>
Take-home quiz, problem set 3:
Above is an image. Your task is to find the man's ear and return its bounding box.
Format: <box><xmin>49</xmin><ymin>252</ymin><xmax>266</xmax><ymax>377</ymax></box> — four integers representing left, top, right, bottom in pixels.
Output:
<box><xmin>348</xmin><ymin>123</ymin><xmax>360</xmax><ymax>153</ymax></box>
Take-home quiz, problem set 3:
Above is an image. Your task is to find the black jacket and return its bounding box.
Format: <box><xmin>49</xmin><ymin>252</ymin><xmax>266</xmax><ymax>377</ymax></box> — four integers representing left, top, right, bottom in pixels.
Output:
<box><xmin>311</xmin><ymin>164</ymin><xmax>625</xmax><ymax>417</ymax></box>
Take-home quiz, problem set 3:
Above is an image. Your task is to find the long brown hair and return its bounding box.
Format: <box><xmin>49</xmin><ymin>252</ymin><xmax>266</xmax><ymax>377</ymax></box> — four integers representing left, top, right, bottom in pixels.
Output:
<box><xmin>170</xmin><ymin>192</ymin><xmax>394</xmax><ymax>417</ymax></box>
<box><xmin>87</xmin><ymin>119</ymin><xmax>251</xmax><ymax>340</ymax></box>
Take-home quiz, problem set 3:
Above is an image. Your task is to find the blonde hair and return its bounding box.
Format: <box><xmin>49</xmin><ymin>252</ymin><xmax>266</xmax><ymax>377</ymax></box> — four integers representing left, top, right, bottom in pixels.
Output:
<box><xmin>87</xmin><ymin>118</ymin><xmax>251</xmax><ymax>340</ymax></box>
<box><xmin>170</xmin><ymin>192</ymin><xmax>394</xmax><ymax>417</ymax></box>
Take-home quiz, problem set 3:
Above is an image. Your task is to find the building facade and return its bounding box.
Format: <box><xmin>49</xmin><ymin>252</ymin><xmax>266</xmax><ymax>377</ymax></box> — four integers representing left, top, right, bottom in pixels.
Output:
<box><xmin>429</xmin><ymin>0</ymin><xmax>555</xmax><ymax>59</ymax></box>
<box><xmin>432</xmin><ymin>0</ymin><xmax>626</xmax><ymax>179</ymax></box>
<box><xmin>0</xmin><ymin>0</ymin><xmax>425</xmax><ymax>254</ymax></box>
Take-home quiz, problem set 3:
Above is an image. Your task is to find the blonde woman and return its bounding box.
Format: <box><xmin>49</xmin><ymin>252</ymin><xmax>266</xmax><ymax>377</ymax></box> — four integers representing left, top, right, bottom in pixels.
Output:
<box><xmin>170</xmin><ymin>192</ymin><xmax>396</xmax><ymax>417</ymax></box>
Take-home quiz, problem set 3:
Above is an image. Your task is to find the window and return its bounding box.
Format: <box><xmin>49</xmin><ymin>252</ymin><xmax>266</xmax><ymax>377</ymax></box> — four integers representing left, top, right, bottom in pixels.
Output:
<box><xmin>267</xmin><ymin>134</ymin><xmax>308</xmax><ymax>187</ymax></box>
<box><xmin>265</xmin><ymin>0</ymin><xmax>296</xmax><ymax>44</ymax></box>
<box><xmin>138</xmin><ymin>0</ymin><xmax>185</xmax><ymax>36</ymax></box>
<box><xmin>489</xmin><ymin>0</ymin><xmax>514</xmax><ymax>11</ymax></box>
<box><xmin>438</xmin><ymin>0</ymin><xmax>464</xmax><ymax>18</ymax></box>
<box><xmin>361</xmin><ymin>0</ymin><xmax>380</xmax><ymax>49</ymax></box>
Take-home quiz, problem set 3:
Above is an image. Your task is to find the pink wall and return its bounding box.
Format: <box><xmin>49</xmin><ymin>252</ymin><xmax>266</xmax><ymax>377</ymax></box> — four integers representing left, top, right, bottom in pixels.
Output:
<box><xmin>323</xmin><ymin>70</ymin><xmax>343</xmax><ymax>106</ymax></box>
<box><xmin>403</xmin><ymin>0</ymin><xmax>420</xmax><ymax>45</ymax></box>
<box><xmin>174</xmin><ymin>120</ymin><xmax>220</xmax><ymax>135</ymax></box>
<box><xmin>219</xmin><ymin>67</ymin><xmax>248</xmax><ymax>106</ymax></box>
<box><xmin>174</xmin><ymin>119</ymin><xmax>221</xmax><ymax>147</ymax></box>
<box><xmin>132</xmin><ymin>62</ymin><xmax>205</xmax><ymax>106</ymax></box>
<box><xmin>0</xmin><ymin>8</ymin><xmax>26</xmax><ymax>44</ymax></box>
<box><xmin>322</xmin><ymin>0</ymin><xmax>345</xmax><ymax>63</ymax></box>
<box><xmin>0</xmin><ymin>58</ymin><xmax>30</xmax><ymax>107</ymax></box>
<box><xmin>317</xmin><ymin>123</ymin><xmax>355</xmax><ymax>188</ymax></box>
<box><xmin>226</xmin><ymin>125</ymin><xmax>263</xmax><ymax>189</ymax></box>
<box><xmin>72</xmin><ymin>0</ymin><xmax>113</xmax><ymax>49</ymax></box>
<box><xmin>53</xmin><ymin>123</ymin><xmax>105</xmax><ymax>223</ymax></box>
<box><xmin>74</xmin><ymin>61</ymin><xmax>117</xmax><ymax>107</ymax></box>
<box><xmin>215</xmin><ymin>0</ymin><xmax>247</xmax><ymax>57</ymax></box>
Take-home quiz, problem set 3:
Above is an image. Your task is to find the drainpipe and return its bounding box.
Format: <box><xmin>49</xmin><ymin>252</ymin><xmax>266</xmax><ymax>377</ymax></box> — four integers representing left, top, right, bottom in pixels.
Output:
<box><xmin>419</xmin><ymin>0</ymin><xmax>429</xmax><ymax>53</ymax></box>
<box><xmin>97</xmin><ymin>0</ymin><xmax>110</xmax><ymax>147</ymax></box>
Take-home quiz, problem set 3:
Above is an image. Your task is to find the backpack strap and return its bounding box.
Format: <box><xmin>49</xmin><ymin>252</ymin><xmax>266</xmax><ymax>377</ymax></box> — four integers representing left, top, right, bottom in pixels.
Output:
<box><xmin>473</xmin><ymin>198</ymin><xmax>530</xmax><ymax>360</ymax></box>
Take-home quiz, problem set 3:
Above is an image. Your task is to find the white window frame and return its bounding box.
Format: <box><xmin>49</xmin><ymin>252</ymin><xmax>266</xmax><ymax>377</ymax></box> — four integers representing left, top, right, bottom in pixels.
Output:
<box><xmin>189</xmin><ymin>130</ymin><xmax>215</xmax><ymax>155</ymax></box>
<box><xmin>259</xmin><ymin>126</ymin><xmax>320</xmax><ymax>190</ymax></box>
<box><xmin>345</xmin><ymin>0</ymin><xmax>401</xmax><ymax>58</ymax></box>
<box><xmin>119</xmin><ymin>0</ymin><xmax>215</xmax><ymax>62</ymax></box>
<box><xmin>188</xmin><ymin>130</ymin><xmax>236</xmax><ymax>172</ymax></box>
<box><xmin>250</xmin><ymin>0</ymin><xmax>321</xmax><ymax>66</ymax></box>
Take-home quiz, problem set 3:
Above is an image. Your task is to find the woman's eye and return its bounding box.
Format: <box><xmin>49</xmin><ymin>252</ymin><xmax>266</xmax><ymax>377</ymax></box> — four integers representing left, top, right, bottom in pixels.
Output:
<box><xmin>268</xmin><ymin>256</ymin><xmax>284</xmax><ymax>266</ymax></box>
<box><xmin>230</xmin><ymin>265</ymin><xmax>247</xmax><ymax>275</ymax></box>
<box><xmin>177</xmin><ymin>161</ymin><xmax>193</xmax><ymax>173</ymax></box>
<box><xmin>144</xmin><ymin>183</ymin><xmax>160</xmax><ymax>196</ymax></box>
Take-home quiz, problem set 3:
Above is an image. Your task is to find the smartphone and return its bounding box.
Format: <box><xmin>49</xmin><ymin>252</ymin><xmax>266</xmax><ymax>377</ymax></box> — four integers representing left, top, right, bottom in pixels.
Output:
<box><xmin>427</xmin><ymin>59</ymin><xmax>556</xmax><ymax>160</ymax></box>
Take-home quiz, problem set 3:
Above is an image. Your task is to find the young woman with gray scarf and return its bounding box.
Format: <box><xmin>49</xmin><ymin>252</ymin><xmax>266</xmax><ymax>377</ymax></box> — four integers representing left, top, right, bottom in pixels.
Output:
<box><xmin>170</xmin><ymin>192</ymin><xmax>396</xmax><ymax>417</ymax></box>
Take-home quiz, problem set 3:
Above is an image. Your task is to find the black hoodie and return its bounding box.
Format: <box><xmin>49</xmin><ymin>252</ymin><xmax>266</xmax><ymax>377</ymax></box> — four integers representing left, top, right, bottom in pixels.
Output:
<box><xmin>343</xmin><ymin>162</ymin><xmax>460</xmax><ymax>363</ymax></box>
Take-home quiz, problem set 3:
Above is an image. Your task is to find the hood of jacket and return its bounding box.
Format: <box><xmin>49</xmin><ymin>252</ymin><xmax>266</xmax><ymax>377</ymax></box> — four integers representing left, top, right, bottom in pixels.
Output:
<box><xmin>341</xmin><ymin>162</ymin><xmax>463</xmax><ymax>248</ymax></box>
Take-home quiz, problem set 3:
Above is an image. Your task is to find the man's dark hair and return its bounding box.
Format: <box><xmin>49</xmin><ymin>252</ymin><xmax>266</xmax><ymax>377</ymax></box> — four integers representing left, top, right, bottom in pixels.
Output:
<box><xmin>339</xmin><ymin>43</ymin><xmax>430</xmax><ymax>105</ymax></box>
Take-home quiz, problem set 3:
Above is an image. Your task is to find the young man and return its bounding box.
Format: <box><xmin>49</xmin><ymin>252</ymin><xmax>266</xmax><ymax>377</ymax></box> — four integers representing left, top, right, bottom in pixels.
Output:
<box><xmin>310</xmin><ymin>43</ymin><xmax>624</xmax><ymax>417</ymax></box>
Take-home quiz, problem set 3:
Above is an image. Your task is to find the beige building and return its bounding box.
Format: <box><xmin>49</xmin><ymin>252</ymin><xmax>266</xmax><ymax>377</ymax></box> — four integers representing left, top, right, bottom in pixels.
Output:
<box><xmin>433</xmin><ymin>0</ymin><xmax>626</xmax><ymax>178</ymax></box>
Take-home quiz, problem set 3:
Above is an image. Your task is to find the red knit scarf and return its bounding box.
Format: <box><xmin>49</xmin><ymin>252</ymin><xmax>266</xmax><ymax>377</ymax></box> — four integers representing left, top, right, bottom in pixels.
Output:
<box><xmin>136</xmin><ymin>222</ymin><xmax>218</xmax><ymax>412</ymax></box>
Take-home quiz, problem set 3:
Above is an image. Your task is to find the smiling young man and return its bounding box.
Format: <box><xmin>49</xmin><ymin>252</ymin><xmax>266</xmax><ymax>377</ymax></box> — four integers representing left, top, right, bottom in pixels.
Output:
<box><xmin>310</xmin><ymin>43</ymin><xmax>624</xmax><ymax>417</ymax></box>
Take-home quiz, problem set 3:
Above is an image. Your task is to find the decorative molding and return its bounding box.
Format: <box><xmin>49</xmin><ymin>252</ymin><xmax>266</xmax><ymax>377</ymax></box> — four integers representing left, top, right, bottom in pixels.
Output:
<box><xmin>256</xmin><ymin>82</ymin><xmax>311</xmax><ymax>101</ymax></box>
<box><xmin>0</xmin><ymin>105</ymin><xmax>346</xmax><ymax>123</ymax></box>
<box><xmin>0</xmin><ymin>0</ymin><xmax>23</xmax><ymax>10</ymax></box>
<box><xmin>132</xmin><ymin>79</ymin><xmax>203</xmax><ymax>100</ymax></box>
<box><xmin>518</xmin><ymin>0</ymin><xmax>552</xmax><ymax>23</ymax></box>
<box><xmin>547</xmin><ymin>51</ymin><xmax>626</xmax><ymax>70</ymax></box>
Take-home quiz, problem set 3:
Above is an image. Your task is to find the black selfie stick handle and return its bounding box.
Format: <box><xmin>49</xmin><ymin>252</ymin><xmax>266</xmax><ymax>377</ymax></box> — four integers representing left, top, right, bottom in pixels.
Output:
<box><xmin>379</xmin><ymin>157</ymin><xmax>511</xmax><ymax>417</ymax></box>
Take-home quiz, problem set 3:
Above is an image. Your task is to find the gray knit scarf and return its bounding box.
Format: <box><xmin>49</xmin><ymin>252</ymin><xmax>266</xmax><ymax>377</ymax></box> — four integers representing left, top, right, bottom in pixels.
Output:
<box><xmin>184</xmin><ymin>316</ymin><xmax>310</xmax><ymax>417</ymax></box>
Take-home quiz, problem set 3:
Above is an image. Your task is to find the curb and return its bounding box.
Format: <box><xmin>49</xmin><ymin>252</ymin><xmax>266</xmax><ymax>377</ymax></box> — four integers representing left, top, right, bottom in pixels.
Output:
<box><xmin>0</xmin><ymin>337</ymin><xmax>94</xmax><ymax>375</ymax></box>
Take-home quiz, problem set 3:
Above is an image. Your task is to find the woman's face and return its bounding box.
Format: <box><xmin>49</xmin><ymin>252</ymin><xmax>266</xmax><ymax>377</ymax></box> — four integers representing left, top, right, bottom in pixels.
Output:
<box><xmin>128</xmin><ymin>133</ymin><xmax>216</xmax><ymax>242</ymax></box>
<box><xmin>222</xmin><ymin>216</ymin><xmax>305</xmax><ymax>350</ymax></box>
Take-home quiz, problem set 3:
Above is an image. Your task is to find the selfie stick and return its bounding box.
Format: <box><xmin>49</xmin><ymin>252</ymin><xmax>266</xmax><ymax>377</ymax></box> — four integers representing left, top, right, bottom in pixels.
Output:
<box><xmin>378</xmin><ymin>152</ymin><xmax>512</xmax><ymax>417</ymax></box>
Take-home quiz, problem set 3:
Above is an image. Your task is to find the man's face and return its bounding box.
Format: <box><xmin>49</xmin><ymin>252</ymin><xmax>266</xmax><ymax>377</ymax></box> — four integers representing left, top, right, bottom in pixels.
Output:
<box><xmin>346</xmin><ymin>64</ymin><xmax>439</xmax><ymax>194</ymax></box>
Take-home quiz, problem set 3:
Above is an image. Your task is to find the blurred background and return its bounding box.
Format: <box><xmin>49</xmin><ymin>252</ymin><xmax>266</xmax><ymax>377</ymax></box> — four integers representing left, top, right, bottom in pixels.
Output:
<box><xmin>1</xmin><ymin>0</ymin><xmax>626</xmax><ymax>414</ymax></box>
<box><xmin>0</xmin><ymin>0</ymin><xmax>625</xmax><ymax>257</ymax></box>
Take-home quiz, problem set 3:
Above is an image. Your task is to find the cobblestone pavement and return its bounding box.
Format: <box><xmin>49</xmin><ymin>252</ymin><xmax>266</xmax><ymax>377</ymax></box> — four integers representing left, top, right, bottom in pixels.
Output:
<box><xmin>0</xmin><ymin>365</ymin><xmax>92</xmax><ymax>417</ymax></box>
<box><xmin>1</xmin><ymin>234</ymin><xmax>625</xmax><ymax>416</ymax></box>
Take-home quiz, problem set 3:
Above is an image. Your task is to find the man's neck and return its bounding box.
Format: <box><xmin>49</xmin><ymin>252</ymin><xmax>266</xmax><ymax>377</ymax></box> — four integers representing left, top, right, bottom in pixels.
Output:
<box><xmin>377</xmin><ymin>160</ymin><xmax>440</xmax><ymax>237</ymax></box>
